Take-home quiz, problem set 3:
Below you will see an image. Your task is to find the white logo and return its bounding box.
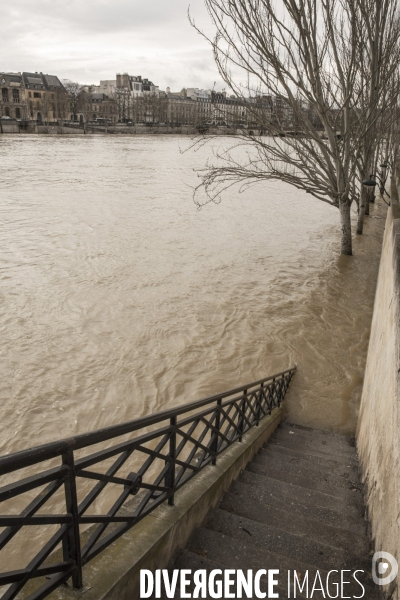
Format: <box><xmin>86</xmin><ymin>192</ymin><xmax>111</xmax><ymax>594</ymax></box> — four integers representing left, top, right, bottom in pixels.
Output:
<box><xmin>372</xmin><ymin>551</ymin><xmax>398</xmax><ymax>586</ymax></box>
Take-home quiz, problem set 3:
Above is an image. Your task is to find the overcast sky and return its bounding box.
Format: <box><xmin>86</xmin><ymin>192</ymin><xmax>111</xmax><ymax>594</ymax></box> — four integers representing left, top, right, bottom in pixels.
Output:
<box><xmin>1</xmin><ymin>0</ymin><xmax>223</xmax><ymax>91</ymax></box>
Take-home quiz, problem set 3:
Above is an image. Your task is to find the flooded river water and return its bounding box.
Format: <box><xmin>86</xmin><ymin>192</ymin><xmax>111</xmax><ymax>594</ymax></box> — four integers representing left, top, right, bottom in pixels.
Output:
<box><xmin>0</xmin><ymin>134</ymin><xmax>385</xmax><ymax>462</ymax></box>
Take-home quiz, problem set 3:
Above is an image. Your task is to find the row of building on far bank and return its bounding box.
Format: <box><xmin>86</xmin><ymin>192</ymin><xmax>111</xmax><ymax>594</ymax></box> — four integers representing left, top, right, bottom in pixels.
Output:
<box><xmin>1</xmin><ymin>70</ymin><xmax>297</xmax><ymax>130</ymax></box>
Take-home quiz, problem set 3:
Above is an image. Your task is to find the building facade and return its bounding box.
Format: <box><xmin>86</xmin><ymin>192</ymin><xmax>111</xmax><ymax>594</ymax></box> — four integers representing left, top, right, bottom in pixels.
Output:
<box><xmin>0</xmin><ymin>73</ymin><xmax>28</xmax><ymax>120</ymax></box>
<box><xmin>22</xmin><ymin>72</ymin><xmax>66</xmax><ymax>122</ymax></box>
<box><xmin>116</xmin><ymin>73</ymin><xmax>159</xmax><ymax>98</ymax></box>
<box><xmin>90</xmin><ymin>93</ymin><xmax>117</xmax><ymax>123</ymax></box>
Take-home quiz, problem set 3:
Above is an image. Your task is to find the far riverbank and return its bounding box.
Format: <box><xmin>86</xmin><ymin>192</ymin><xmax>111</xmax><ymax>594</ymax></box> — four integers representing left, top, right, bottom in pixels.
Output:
<box><xmin>0</xmin><ymin>120</ymin><xmax>244</xmax><ymax>136</ymax></box>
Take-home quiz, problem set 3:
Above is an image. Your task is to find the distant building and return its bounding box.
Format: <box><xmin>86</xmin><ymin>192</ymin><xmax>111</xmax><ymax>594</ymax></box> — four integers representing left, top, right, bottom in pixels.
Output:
<box><xmin>160</xmin><ymin>91</ymin><xmax>196</xmax><ymax>126</ymax></box>
<box><xmin>90</xmin><ymin>93</ymin><xmax>117</xmax><ymax>123</ymax></box>
<box><xmin>185</xmin><ymin>88</ymin><xmax>213</xmax><ymax>124</ymax></box>
<box><xmin>22</xmin><ymin>72</ymin><xmax>66</xmax><ymax>122</ymax></box>
<box><xmin>0</xmin><ymin>72</ymin><xmax>28</xmax><ymax>120</ymax></box>
<box><xmin>95</xmin><ymin>80</ymin><xmax>117</xmax><ymax>97</ymax></box>
<box><xmin>116</xmin><ymin>73</ymin><xmax>159</xmax><ymax>98</ymax></box>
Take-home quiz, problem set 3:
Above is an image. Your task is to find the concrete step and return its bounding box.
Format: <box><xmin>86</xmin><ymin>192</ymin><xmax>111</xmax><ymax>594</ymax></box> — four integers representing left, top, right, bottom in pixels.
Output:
<box><xmin>271</xmin><ymin>428</ymin><xmax>357</xmax><ymax>459</ymax></box>
<box><xmin>252</xmin><ymin>450</ymin><xmax>363</xmax><ymax>493</ymax></box>
<box><xmin>240</xmin><ymin>469</ymin><xmax>363</xmax><ymax>517</ymax></box>
<box><xmin>246</xmin><ymin>460</ymin><xmax>364</xmax><ymax>510</ymax></box>
<box><xmin>188</xmin><ymin>526</ymin><xmax>376</xmax><ymax>598</ymax></box>
<box><xmin>165</xmin><ymin>550</ymin><xmax>226</xmax><ymax>600</ymax></box>
<box><xmin>220</xmin><ymin>488</ymin><xmax>370</xmax><ymax>557</ymax></box>
<box><xmin>170</xmin><ymin>549</ymin><xmax>299</xmax><ymax>599</ymax></box>
<box><xmin>267</xmin><ymin>435</ymin><xmax>359</xmax><ymax>464</ymax></box>
<box><xmin>233</xmin><ymin>474</ymin><xmax>366</xmax><ymax>534</ymax></box>
<box><xmin>166</xmin><ymin>422</ymin><xmax>376</xmax><ymax>599</ymax></box>
<box><xmin>259</xmin><ymin>442</ymin><xmax>359</xmax><ymax>469</ymax></box>
<box><xmin>278</xmin><ymin>421</ymin><xmax>356</xmax><ymax>451</ymax></box>
<box><xmin>204</xmin><ymin>508</ymin><xmax>371</xmax><ymax>573</ymax></box>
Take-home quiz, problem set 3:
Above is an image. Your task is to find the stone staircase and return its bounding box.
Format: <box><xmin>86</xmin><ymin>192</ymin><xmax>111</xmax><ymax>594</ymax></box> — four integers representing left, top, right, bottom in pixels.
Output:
<box><xmin>166</xmin><ymin>421</ymin><xmax>378</xmax><ymax>599</ymax></box>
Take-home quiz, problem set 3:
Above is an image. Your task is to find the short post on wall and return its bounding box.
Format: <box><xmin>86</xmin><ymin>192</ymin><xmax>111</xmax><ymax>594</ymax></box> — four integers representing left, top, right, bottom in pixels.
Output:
<box><xmin>211</xmin><ymin>398</ymin><xmax>222</xmax><ymax>465</ymax></box>
<box><xmin>62</xmin><ymin>446</ymin><xmax>83</xmax><ymax>590</ymax></box>
<box><xmin>166</xmin><ymin>416</ymin><xmax>177</xmax><ymax>506</ymax></box>
<box><xmin>362</xmin><ymin>173</ymin><xmax>391</xmax><ymax>206</ymax></box>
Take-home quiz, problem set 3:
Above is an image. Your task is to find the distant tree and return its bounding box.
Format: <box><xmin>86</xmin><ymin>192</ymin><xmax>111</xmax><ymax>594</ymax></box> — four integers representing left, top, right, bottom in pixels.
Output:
<box><xmin>113</xmin><ymin>88</ymin><xmax>132</xmax><ymax>122</ymax></box>
<box><xmin>40</xmin><ymin>93</ymin><xmax>52</xmax><ymax>125</ymax></box>
<box><xmin>53</xmin><ymin>87</ymin><xmax>69</xmax><ymax>124</ymax></box>
<box><xmin>63</xmin><ymin>80</ymin><xmax>83</xmax><ymax>121</ymax></box>
<box><xmin>79</xmin><ymin>86</ymin><xmax>96</xmax><ymax>131</ymax></box>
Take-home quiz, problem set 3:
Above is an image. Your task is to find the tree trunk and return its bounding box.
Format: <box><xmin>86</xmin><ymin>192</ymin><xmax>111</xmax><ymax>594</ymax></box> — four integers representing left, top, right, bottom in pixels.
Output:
<box><xmin>357</xmin><ymin>187</ymin><xmax>366</xmax><ymax>234</ymax></box>
<box><xmin>340</xmin><ymin>200</ymin><xmax>352</xmax><ymax>255</ymax></box>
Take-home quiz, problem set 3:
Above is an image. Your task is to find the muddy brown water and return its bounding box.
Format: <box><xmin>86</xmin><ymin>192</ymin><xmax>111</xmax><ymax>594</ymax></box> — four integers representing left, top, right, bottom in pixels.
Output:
<box><xmin>0</xmin><ymin>134</ymin><xmax>385</xmax><ymax>573</ymax></box>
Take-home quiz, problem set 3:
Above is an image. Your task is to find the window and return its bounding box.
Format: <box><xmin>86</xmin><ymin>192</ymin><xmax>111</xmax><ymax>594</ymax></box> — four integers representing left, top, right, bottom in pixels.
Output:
<box><xmin>12</xmin><ymin>89</ymin><xmax>20</xmax><ymax>102</ymax></box>
<box><xmin>34</xmin><ymin>92</ymin><xmax>41</xmax><ymax>98</ymax></box>
<box><xmin>15</xmin><ymin>108</ymin><xmax>21</xmax><ymax>119</ymax></box>
<box><xmin>1</xmin><ymin>88</ymin><xmax>8</xmax><ymax>102</ymax></box>
<box><xmin>28</xmin><ymin>92</ymin><xmax>32</xmax><ymax>97</ymax></box>
<box><xmin>5</xmin><ymin>106</ymin><xmax>10</xmax><ymax>116</ymax></box>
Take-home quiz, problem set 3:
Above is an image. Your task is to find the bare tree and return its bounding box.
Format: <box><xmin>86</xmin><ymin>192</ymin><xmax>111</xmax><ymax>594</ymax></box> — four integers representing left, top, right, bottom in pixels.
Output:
<box><xmin>190</xmin><ymin>0</ymin><xmax>400</xmax><ymax>255</ymax></box>
<box><xmin>53</xmin><ymin>87</ymin><xmax>69</xmax><ymax>125</ymax></box>
<box><xmin>40</xmin><ymin>93</ymin><xmax>52</xmax><ymax>125</ymax></box>
<box><xmin>79</xmin><ymin>87</ymin><xmax>96</xmax><ymax>131</ymax></box>
<box><xmin>63</xmin><ymin>80</ymin><xmax>83</xmax><ymax>121</ymax></box>
<box><xmin>353</xmin><ymin>0</ymin><xmax>400</xmax><ymax>233</ymax></box>
<box><xmin>113</xmin><ymin>88</ymin><xmax>132</xmax><ymax>122</ymax></box>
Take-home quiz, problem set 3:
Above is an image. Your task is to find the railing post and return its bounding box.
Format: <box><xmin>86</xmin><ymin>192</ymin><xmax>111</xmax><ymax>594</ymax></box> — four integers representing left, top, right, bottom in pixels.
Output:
<box><xmin>272</xmin><ymin>377</ymin><xmax>277</xmax><ymax>409</ymax></box>
<box><xmin>277</xmin><ymin>376</ymin><xmax>283</xmax><ymax>406</ymax></box>
<box><xmin>238</xmin><ymin>389</ymin><xmax>247</xmax><ymax>442</ymax></box>
<box><xmin>256</xmin><ymin>383</ymin><xmax>263</xmax><ymax>426</ymax></box>
<box><xmin>212</xmin><ymin>398</ymin><xmax>222</xmax><ymax>465</ymax></box>
<box><xmin>62</xmin><ymin>447</ymin><xmax>83</xmax><ymax>589</ymax></box>
<box><xmin>166</xmin><ymin>416</ymin><xmax>177</xmax><ymax>506</ymax></box>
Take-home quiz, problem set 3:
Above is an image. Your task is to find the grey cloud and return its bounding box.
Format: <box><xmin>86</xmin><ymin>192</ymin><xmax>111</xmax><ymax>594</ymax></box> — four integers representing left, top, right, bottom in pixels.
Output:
<box><xmin>1</xmin><ymin>0</ymin><xmax>221</xmax><ymax>89</ymax></box>
<box><xmin>6</xmin><ymin>0</ymin><xmax>209</xmax><ymax>34</ymax></box>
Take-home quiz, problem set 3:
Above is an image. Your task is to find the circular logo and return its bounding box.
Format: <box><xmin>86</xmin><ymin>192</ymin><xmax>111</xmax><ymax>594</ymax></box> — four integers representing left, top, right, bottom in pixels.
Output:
<box><xmin>372</xmin><ymin>551</ymin><xmax>398</xmax><ymax>586</ymax></box>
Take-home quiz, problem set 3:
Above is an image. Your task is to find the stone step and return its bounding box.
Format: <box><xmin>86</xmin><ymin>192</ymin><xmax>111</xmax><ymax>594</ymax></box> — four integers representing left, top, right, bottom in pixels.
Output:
<box><xmin>188</xmin><ymin>526</ymin><xmax>376</xmax><ymax>598</ymax></box>
<box><xmin>165</xmin><ymin>422</ymin><xmax>376</xmax><ymax>599</ymax></box>
<box><xmin>253</xmin><ymin>450</ymin><xmax>363</xmax><ymax>493</ymax></box>
<box><xmin>279</xmin><ymin>421</ymin><xmax>356</xmax><ymax>450</ymax></box>
<box><xmin>233</xmin><ymin>475</ymin><xmax>366</xmax><ymax>534</ymax></box>
<box><xmin>166</xmin><ymin>550</ymin><xmax>226</xmax><ymax>600</ymax></box>
<box><xmin>170</xmin><ymin>549</ymin><xmax>300</xmax><ymax>599</ymax></box>
<box><xmin>267</xmin><ymin>435</ymin><xmax>359</xmax><ymax>464</ymax></box>
<box><xmin>246</xmin><ymin>460</ymin><xmax>364</xmax><ymax>510</ymax></box>
<box><xmin>240</xmin><ymin>469</ymin><xmax>363</xmax><ymax>517</ymax></box>
<box><xmin>204</xmin><ymin>508</ymin><xmax>371</xmax><ymax>573</ymax></box>
<box><xmin>220</xmin><ymin>489</ymin><xmax>370</xmax><ymax>557</ymax></box>
<box><xmin>272</xmin><ymin>427</ymin><xmax>357</xmax><ymax>458</ymax></box>
<box><xmin>260</xmin><ymin>442</ymin><xmax>359</xmax><ymax>469</ymax></box>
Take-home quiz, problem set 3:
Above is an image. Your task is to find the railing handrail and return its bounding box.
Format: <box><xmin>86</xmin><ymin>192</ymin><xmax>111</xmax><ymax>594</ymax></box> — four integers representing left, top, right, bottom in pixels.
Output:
<box><xmin>0</xmin><ymin>367</ymin><xmax>296</xmax><ymax>475</ymax></box>
<box><xmin>0</xmin><ymin>366</ymin><xmax>297</xmax><ymax>600</ymax></box>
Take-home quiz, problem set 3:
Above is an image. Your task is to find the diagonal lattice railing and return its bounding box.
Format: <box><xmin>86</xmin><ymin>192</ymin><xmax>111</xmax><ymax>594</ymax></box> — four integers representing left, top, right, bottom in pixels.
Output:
<box><xmin>0</xmin><ymin>367</ymin><xmax>296</xmax><ymax>600</ymax></box>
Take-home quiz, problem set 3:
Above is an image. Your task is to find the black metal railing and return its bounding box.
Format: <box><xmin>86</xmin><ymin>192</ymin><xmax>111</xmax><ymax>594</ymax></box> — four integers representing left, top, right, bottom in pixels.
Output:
<box><xmin>0</xmin><ymin>367</ymin><xmax>296</xmax><ymax>600</ymax></box>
